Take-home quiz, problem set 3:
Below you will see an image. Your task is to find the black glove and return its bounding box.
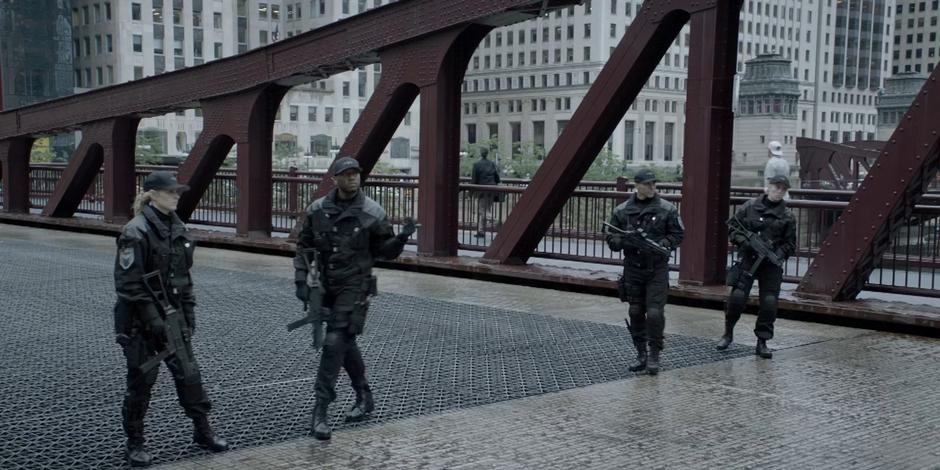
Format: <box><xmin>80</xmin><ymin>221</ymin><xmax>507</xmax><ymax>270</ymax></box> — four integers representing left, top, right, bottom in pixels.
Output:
<box><xmin>139</xmin><ymin>303</ymin><xmax>165</xmax><ymax>339</ymax></box>
<box><xmin>295</xmin><ymin>281</ymin><xmax>309</xmax><ymax>302</ymax></box>
<box><xmin>397</xmin><ymin>217</ymin><xmax>418</xmax><ymax>242</ymax></box>
<box><xmin>737</xmin><ymin>241</ymin><xmax>755</xmax><ymax>257</ymax></box>
<box><xmin>147</xmin><ymin>317</ymin><xmax>165</xmax><ymax>341</ymax></box>
<box><xmin>607</xmin><ymin>234</ymin><xmax>625</xmax><ymax>251</ymax></box>
<box><xmin>115</xmin><ymin>333</ymin><xmax>131</xmax><ymax>347</ymax></box>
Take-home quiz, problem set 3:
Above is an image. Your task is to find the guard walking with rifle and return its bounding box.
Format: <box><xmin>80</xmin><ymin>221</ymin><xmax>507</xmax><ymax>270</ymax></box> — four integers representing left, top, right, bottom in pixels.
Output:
<box><xmin>717</xmin><ymin>174</ymin><xmax>796</xmax><ymax>358</ymax></box>
<box><xmin>294</xmin><ymin>156</ymin><xmax>417</xmax><ymax>440</ymax></box>
<box><xmin>113</xmin><ymin>171</ymin><xmax>228</xmax><ymax>467</ymax></box>
<box><xmin>605</xmin><ymin>169</ymin><xmax>684</xmax><ymax>376</ymax></box>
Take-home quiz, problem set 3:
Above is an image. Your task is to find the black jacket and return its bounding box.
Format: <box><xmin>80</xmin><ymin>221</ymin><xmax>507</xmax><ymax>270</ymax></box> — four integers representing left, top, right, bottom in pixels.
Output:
<box><xmin>606</xmin><ymin>194</ymin><xmax>684</xmax><ymax>263</ymax></box>
<box><xmin>114</xmin><ymin>205</ymin><xmax>196</xmax><ymax>328</ymax></box>
<box><xmin>294</xmin><ymin>189</ymin><xmax>405</xmax><ymax>301</ymax></box>
<box><xmin>729</xmin><ymin>195</ymin><xmax>797</xmax><ymax>260</ymax></box>
<box><xmin>471</xmin><ymin>158</ymin><xmax>500</xmax><ymax>185</ymax></box>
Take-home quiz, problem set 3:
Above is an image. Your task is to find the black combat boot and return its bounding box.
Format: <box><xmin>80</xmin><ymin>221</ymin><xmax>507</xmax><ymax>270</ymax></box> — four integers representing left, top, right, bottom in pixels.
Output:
<box><xmin>123</xmin><ymin>417</ymin><xmax>151</xmax><ymax>467</ymax></box>
<box><xmin>192</xmin><ymin>418</ymin><xmax>229</xmax><ymax>452</ymax></box>
<box><xmin>312</xmin><ymin>402</ymin><xmax>332</xmax><ymax>440</ymax></box>
<box><xmin>345</xmin><ymin>388</ymin><xmax>374</xmax><ymax>422</ymax></box>
<box><xmin>125</xmin><ymin>439</ymin><xmax>152</xmax><ymax>467</ymax></box>
<box><xmin>627</xmin><ymin>341</ymin><xmax>647</xmax><ymax>372</ymax></box>
<box><xmin>647</xmin><ymin>347</ymin><xmax>661</xmax><ymax>376</ymax></box>
<box><xmin>756</xmin><ymin>339</ymin><xmax>773</xmax><ymax>359</ymax></box>
<box><xmin>716</xmin><ymin>324</ymin><xmax>734</xmax><ymax>351</ymax></box>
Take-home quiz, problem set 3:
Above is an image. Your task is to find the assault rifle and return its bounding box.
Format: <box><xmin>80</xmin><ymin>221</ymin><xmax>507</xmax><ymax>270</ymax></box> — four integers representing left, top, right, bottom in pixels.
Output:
<box><xmin>603</xmin><ymin>221</ymin><xmax>671</xmax><ymax>258</ymax></box>
<box><xmin>287</xmin><ymin>248</ymin><xmax>328</xmax><ymax>349</ymax></box>
<box><xmin>727</xmin><ymin>216</ymin><xmax>782</xmax><ymax>276</ymax></box>
<box><xmin>137</xmin><ymin>271</ymin><xmax>197</xmax><ymax>378</ymax></box>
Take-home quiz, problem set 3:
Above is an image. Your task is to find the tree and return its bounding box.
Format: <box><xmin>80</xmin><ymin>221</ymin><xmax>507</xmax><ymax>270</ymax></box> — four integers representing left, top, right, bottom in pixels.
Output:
<box><xmin>372</xmin><ymin>160</ymin><xmax>401</xmax><ymax>174</ymax></box>
<box><xmin>135</xmin><ymin>133</ymin><xmax>165</xmax><ymax>165</ymax></box>
<box><xmin>583</xmin><ymin>148</ymin><xmax>624</xmax><ymax>181</ymax></box>
<box><xmin>29</xmin><ymin>137</ymin><xmax>55</xmax><ymax>163</ymax></box>
<box><xmin>273</xmin><ymin>139</ymin><xmax>302</xmax><ymax>169</ymax></box>
<box><xmin>500</xmin><ymin>141</ymin><xmax>545</xmax><ymax>179</ymax></box>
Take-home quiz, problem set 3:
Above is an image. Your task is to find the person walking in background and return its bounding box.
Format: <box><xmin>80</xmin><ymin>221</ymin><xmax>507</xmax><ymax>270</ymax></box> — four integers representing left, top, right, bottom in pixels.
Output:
<box><xmin>471</xmin><ymin>147</ymin><xmax>501</xmax><ymax>238</ymax></box>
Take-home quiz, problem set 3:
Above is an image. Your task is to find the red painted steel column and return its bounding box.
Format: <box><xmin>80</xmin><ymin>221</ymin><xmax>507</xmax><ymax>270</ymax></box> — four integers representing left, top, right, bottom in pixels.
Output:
<box><xmin>174</xmin><ymin>95</ymin><xmax>241</xmax><ymax>221</ymax></box>
<box><xmin>417</xmin><ymin>66</ymin><xmax>462</xmax><ymax>256</ymax></box>
<box><xmin>677</xmin><ymin>0</ymin><xmax>743</xmax><ymax>285</ymax></box>
<box><xmin>103</xmin><ymin>117</ymin><xmax>141</xmax><ymax>224</ymax></box>
<box><xmin>43</xmin><ymin>119</ymin><xmax>140</xmax><ymax>218</ymax></box>
<box><xmin>415</xmin><ymin>28</ymin><xmax>487</xmax><ymax>256</ymax></box>
<box><xmin>797</xmin><ymin>66</ymin><xmax>940</xmax><ymax>300</ymax></box>
<box><xmin>0</xmin><ymin>137</ymin><xmax>34</xmax><ymax>213</ymax></box>
<box><xmin>236</xmin><ymin>86</ymin><xmax>287</xmax><ymax>238</ymax></box>
<box><xmin>174</xmin><ymin>86</ymin><xmax>286</xmax><ymax>233</ymax></box>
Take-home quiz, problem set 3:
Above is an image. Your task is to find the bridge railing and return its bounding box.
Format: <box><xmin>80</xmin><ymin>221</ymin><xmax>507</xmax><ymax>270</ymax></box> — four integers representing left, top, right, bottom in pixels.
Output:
<box><xmin>9</xmin><ymin>164</ymin><xmax>940</xmax><ymax>297</ymax></box>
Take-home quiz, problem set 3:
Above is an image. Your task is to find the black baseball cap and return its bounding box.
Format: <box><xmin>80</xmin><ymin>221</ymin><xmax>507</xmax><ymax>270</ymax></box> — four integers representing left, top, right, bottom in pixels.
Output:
<box><xmin>143</xmin><ymin>171</ymin><xmax>189</xmax><ymax>193</ymax></box>
<box><xmin>768</xmin><ymin>175</ymin><xmax>791</xmax><ymax>188</ymax></box>
<box><xmin>330</xmin><ymin>156</ymin><xmax>363</xmax><ymax>176</ymax></box>
<box><xmin>634</xmin><ymin>169</ymin><xmax>657</xmax><ymax>184</ymax></box>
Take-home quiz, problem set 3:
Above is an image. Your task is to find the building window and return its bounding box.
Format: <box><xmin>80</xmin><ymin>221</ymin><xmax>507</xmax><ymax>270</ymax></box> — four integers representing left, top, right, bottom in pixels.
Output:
<box><xmin>132</xmin><ymin>34</ymin><xmax>143</xmax><ymax>52</ymax></box>
<box><xmin>133</xmin><ymin>66</ymin><xmax>144</xmax><ymax>80</ymax></box>
<box><xmin>343</xmin><ymin>108</ymin><xmax>351</xmax><ymax>123</ymax></box>
<box><xmin>390</xmin><ymin>137</ymin><xmax>410</xmax><ymax>159</ymax></box>
<box><xmin>311</xmin><ymin>135</ymin><xmax>331</xmax><ymax>156</ymax></box>
<box><xmin>664</xmin><ymin>123</ymin><xmax>675</xmax><ymax>161</ymax></box>
<box><xmin>624</xmin><ymin>120</ymin><xmax>635</xmax><ymax>161</ymax></box>
<box><xmin>213</xmin><ymin>12</ymin><xmax>222</xmax><ymax>28</ymax></box>
<box><xmin>289</xmin><ymin>105</ymin><xmax>299</xmax><ymax>121</ymax></box>
<box><xmin>644</xmin><ymin>121</ymin><xmax>655</xmax><ymax>161</ymax></box>
<box><xmin>325</xmin><ymin>107</ymin><xmax>333</xmax><ymax>122</ymax></box>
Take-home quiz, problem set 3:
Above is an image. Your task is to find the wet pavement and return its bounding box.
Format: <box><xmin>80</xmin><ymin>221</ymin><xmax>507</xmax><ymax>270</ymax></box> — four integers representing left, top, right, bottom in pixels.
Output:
<box><xmin>2</xmin><ymin>224</ymin><xmax>939</xmax><ymax>469</ymax></box>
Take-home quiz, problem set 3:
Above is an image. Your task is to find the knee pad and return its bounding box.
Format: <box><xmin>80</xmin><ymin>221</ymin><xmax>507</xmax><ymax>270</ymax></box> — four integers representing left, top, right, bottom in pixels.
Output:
<box><xmin>760</xmin><ymin>294</ymin><xmax>778</xmax><ymax>309</ymax></box>
<box><xmin>646</xmin><ymin>307</ymin><xmax>664</xmax><ymax>322</ymax></box>
<box><xmin>729</xmin><ymin>289</ymin><xmax>748</xmax><ymax>307</ymax></box>
<box><xmin>628</xmin><ymin>304</ymin><xmax>645</xmax><ymax>317</ymax></box>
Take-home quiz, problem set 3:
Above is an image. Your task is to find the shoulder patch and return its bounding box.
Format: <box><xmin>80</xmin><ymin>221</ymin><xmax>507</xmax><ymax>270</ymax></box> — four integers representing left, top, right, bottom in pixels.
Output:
<box><xmin>119</xmin><ymin>246</ymin><xmax>135</xmax><ymax>270</ymax></box>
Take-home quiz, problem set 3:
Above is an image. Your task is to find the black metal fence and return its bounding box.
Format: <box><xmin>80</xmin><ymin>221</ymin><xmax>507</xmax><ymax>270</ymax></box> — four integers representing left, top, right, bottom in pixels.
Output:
<box><xmin>8</xmin><ymin>164</ymin><xmax>940</xmax><ymax>297</ymax></box>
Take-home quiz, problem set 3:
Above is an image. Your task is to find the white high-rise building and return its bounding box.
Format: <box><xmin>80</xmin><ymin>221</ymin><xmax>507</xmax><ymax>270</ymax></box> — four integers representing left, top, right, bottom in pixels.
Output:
<box><xmin>461</xmin><ymin>0</ymin><xmax>896</xmax><ymax>185</ymax></box>
<box><xmin>70</xmin><ymin>0</ymin><xmax>420</xmax><ymax>172</ymax></box>
<box><xmin>892</xmin><ymin>0</ymin><xmax>940</xmax><ymax>75</ymax></box>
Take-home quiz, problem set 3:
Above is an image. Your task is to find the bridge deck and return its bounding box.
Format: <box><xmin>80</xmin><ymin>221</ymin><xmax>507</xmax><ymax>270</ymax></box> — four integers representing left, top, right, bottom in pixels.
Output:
<box><xmin>4</xmin><ymin>213</ymin><xmax>940</xmax><ymax>334</ymax></box>
<box><xmin>2</xmin><ymin>224</ymin><xmax>940</xmax><ymax>469</ymax></box>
